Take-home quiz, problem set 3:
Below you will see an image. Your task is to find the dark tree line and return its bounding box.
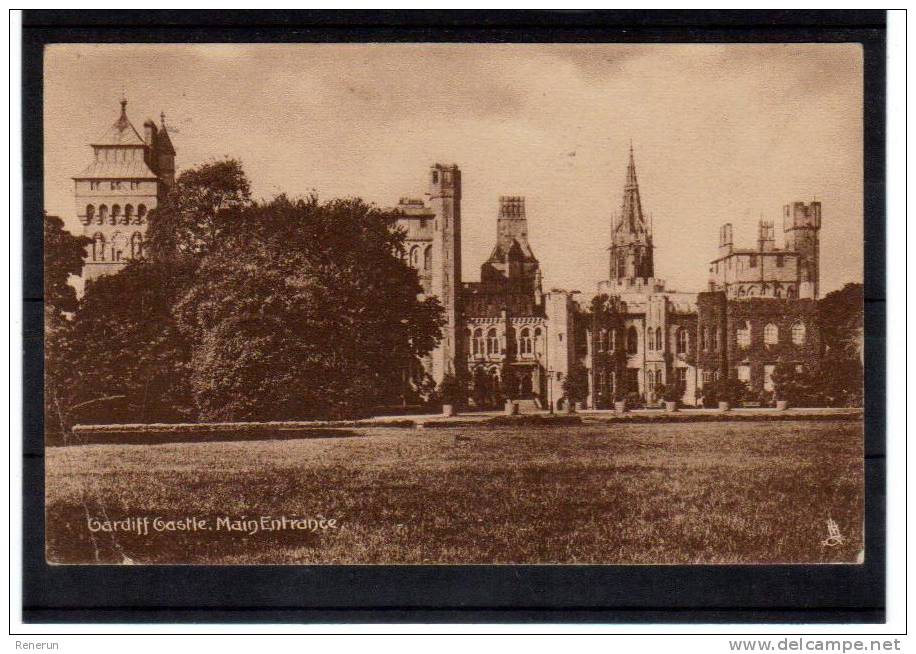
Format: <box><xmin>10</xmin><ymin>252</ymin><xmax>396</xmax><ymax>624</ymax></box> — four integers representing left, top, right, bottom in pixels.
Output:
<box><xmin>46</xmin><ymin>159</ymin><xmax>444</xmax><ymax>438</ymax></box>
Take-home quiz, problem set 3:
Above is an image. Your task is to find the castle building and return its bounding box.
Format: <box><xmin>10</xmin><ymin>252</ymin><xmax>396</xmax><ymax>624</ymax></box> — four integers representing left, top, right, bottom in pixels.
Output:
<box><xmin>587</xmin><ymin>149</ymin><xmax>823</xmax><ymax>407</ymax></box>
<box><xmin>395</xmin><ymin>147</ymin><xmax>823</xmax><ymax>410</ymax></box>
<box><xmin>73</xmin><ymin>98</ymin><xmax>175</xmax><ymax>282</ymax></box>
<box><xmin>462</xmin><ymin>196</ymin><xmax>574</xmax><ymax>409</ymax></box>
<box><xmin>395</xmin><ymin>180</ymin><xmax>574</xmax><ymax>408</ymax></box>
<box><xmin>591</xmin><ymin>147</ymin><xmax>701</xmax><ymax>406</ymax></box>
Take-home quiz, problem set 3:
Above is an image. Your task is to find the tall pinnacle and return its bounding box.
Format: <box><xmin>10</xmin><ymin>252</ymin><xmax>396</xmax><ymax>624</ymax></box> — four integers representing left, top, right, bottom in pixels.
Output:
<box><xmin>618</xmin><ymin>143</ymin><xmax>647</xmax><ymax>236</ymax></box>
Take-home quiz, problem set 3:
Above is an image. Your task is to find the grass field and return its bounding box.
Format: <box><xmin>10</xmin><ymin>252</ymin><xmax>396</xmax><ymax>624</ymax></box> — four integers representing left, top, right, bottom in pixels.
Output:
<box><xmin>45</xmin><ymin>420</ymin><xmax>863</xmax><ymax>565</ymax></box>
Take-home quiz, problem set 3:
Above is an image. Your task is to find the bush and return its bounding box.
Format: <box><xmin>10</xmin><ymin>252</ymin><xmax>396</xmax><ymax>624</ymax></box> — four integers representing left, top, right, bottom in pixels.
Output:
<box><xmin>714</xmin><ymin>377</ymin><xmax>747</xmax><ymax>405</ymax></box>
<box><xmin>437</xmin><ymin>373</ymin><xmax>464</xmax><ymax>407</ymax></box>
<box><xmin>562</xmin><ymin>363</ymin><xmax>589</xmax><ymax>405</ymax></box>
<box><xmin>662</xmin><ymin>383</ymin><xmax>683</xmax><ymax>404</ymax></box>
<box><xmin>625</xmin><ymin>391</ymin><xmax>644</xmax><ymax>409</ymax></box>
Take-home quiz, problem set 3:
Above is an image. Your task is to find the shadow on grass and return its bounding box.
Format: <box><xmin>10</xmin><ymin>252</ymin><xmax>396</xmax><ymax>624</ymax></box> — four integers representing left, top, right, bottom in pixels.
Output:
<box><xmin>61</xmin><ymin>428</ymin><xmax>363</xmax><ymax>446</ymax></box>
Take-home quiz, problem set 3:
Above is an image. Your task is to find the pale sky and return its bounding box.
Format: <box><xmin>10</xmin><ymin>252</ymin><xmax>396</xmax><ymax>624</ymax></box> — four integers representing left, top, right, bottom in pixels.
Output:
<box><xmin>44</xmin><ymin>43</ymin><xmax>863</xmax><ymax>295</ymax></box>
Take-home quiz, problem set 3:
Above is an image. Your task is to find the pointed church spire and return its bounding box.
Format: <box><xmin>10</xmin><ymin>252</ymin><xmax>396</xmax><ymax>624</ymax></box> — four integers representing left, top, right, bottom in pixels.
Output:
<box><xmin>610</xmin><ymin>144</ymin><xmax>654</xmax><ymax>283</ymax></box>
<box><xmin>619</xmin><ymin>142</ymin><xmax>646</xmax><ymax>235</ymax></box>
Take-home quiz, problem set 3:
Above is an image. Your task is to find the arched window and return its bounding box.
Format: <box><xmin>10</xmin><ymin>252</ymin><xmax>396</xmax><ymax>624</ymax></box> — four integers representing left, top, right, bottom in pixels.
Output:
<box><xmin>123</xmin><ymin>204</ymin><xmax>134</xmax><ymax>224</ymax></box>
<box><xmin>655</xmin><ymin>327</ymin><xmax>663</xmax><ymax>351</ymax></box>
<box><xmin>130</xmin><ymin>232</ymin><xmax>144</xmax><ymax>259</ymax></box>
<box><xmin>617</xmin><ymin>257</ymin><xmax>626</xmax><ymax>278</ymax></box>
<box><xmin>409</xmin><ymin>246</ymin><xmax>420</xmax><ymax>268</ymax></box>
<box><xmin>626</xmin><ymin>326</ymin><xmax>638</xmax><ymax>354</ymax></box>
<box><xmin>520</xmin><ymin>328</ymin><xmax>532</xmax><ymax>355</ymax></box>
<box><xmin>791</xmin><ymin>322</ymin><xmax>806</xmax><ymax>345</ymax></box>
<box><xmin>676</xmin><ymin>328</ymin><xmax>688</xmax><ymax>354</ymax></box>
<box><xmin>764</xmin><ymin>323</ymin><xmax>779</xmax><ymax>345</ymax></box>
<box><xmin>92</xmin><ymin>232</ymin><xmax>105</xmax><ymax>261</ymax></box>
<box><xmin>423</xmin><ymin>245</ymin><xmax>432</xmax><ymax>274</ymax></box>
<box><xmin>737</xmin><ymin>286</ymin><xmax>746</xmax><ymax>298</ymax></box>
<box><xmin>110</xmin><ymin>232</ymin><xmax>124</xmax><ymax>261</ymax></box>
<box><xmin>486</xmin><ymin>328</ymin><xmax>498</xmax><ymax>355</ymax></box>
<box><xmin>82</xmin><ymin>204</ymin><xmax>95</xmax><ymax>226</ymax></box>
<box><xmin>98</xmin><ymin>205</ymin><xmax>108</xmax><ymax>225</ymax></box>
<box><xmin>702</xmin><ymin>327</ymin><xmax>710</xmax><ymax>351</ymax></box>
<box><xmin>473</xmin><ymin>328</ymin><xmax>484</xmax><ymax>357</ymax></box>
<box><xmin>713</xmin><ymin>327</ymin><xmax>720</xmax><ymax>351</ymax></box>
<box><xmin>737</xmin><ymin>321</ymin><xmax>751</xmax><ymax>348</ymax></box>
<box><xmin>598</xmin><ymin>329</ymin><xmax>608</xmax><ymax>352</ymax></box>
<box><xmin>534</xmin><ymin>327</ymin><xmax>543</xmax><ymax>356</ymax></box>
<box><xmin>110</xmin><ymin>204</ymin><xmax>121</xmax><ymax>225</ymax></box>
<box><xmin>136</xmin><ymin>204</ymin><xmax>147</xmax><ymax>225</ymax></box>
<box><xmin>609</xmin><ymin>328</ymin><xmax>616</xmax><ymax>352</ymax></box>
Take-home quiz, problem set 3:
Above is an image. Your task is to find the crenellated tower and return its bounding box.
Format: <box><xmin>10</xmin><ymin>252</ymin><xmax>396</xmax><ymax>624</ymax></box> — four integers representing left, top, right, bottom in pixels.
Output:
<box><xmin>783</xmin><ymin>201</ymin><xmax>821</xmax><ymax>299</ymax></box>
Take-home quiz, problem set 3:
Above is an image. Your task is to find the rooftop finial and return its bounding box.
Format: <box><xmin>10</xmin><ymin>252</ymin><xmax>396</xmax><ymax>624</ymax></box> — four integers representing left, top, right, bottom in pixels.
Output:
<box><xmin>160</xmin><ymin>111</ymin><xmax>166</xmax><ymax>127</ymax></box>
<box><xmin>120</xmin><ymin>87</ymin><xmax>127</xmax><ymax>115</ymax></box>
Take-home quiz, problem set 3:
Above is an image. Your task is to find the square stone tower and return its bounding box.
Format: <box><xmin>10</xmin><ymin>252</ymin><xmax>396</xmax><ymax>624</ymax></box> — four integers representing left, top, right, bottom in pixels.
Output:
<box><xmin>427</xmin><ymin>163</ymin><xmax>463</xmax><ymax>386</ymax></box>
<box><xmin>73</xmin><ymin>98</ymin><xmax>175</xmax><ymax>283</ymax></box>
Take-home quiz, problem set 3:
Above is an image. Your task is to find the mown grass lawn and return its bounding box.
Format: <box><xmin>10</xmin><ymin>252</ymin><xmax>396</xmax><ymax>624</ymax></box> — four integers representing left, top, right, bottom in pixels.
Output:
<box><xmin>45</xmin><ymin>420</ymin><xmax>863</xmax><ymax>565</ymax></box>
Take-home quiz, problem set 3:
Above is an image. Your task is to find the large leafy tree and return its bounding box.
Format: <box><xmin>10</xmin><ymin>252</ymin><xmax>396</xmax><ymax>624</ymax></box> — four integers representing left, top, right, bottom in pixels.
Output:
<box><xmin>815</xmin><ymin>282</ymin><xmax>864</xmax><ymax>406</ymax></box>
<box><xmin>174</xmin><ymin>195</ymin><xmax>444</xmax><ymax>421</ymax></box>
<box><xmin>63</xmin><ymin>259</ymin><xmax>196</xmax><ymax>424</ymax></box>
<box><xmin>44</xmin><ymin>214</ymin><xmax>91</xmax><ymax>441</ymax></box>
<box><xmin>146</xmin><ymin>157</ymin><xmax>252</xmax><ymax>260</ymax></box>
<box><xmin>817</xmin><ymin>282</ymin><xmax>864</xmax><ymax>361</ymax></box>
<box><xmin>55</xmin><ymin>160</ymin><xmax>256</xmax><ymax>426</ymax></box>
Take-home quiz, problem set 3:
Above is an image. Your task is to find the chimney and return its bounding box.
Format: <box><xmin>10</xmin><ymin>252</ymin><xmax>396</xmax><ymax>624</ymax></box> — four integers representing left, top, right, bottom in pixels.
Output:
<box><xmin>757</xmin><ymin>220</ymin><xmax>775</xmax><ymax>252</ymax></box>
<box><xmin>718</xmin><ymin>223</ymin><xmax>733</xmax><ymax>256</ymax></box>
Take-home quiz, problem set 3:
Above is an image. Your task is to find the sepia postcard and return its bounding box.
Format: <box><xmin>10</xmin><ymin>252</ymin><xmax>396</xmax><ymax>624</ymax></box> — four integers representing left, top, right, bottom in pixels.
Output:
<box><xmin>42</xmin><ymin>42</ymin><xmax>866</xmax><ymax>566</ymax></box>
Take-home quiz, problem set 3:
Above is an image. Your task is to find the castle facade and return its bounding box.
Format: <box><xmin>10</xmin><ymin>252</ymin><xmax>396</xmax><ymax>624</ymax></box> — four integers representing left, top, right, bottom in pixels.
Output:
<box><xmin>69</xmin><ymin>103</ymin><xmax>823</xmax><ymax>408</ymax></box>
<box><xmin>396</xmin><ymin>148</ymin><xmax>823</xmax><ymax>408</ymax></box>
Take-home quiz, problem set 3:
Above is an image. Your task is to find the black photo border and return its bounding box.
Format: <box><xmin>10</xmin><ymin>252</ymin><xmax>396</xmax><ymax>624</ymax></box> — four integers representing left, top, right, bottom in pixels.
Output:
<box><xmin>19</xmin><ymin>9</ymin><xmax>888</xmax><ymax>626</ymax></box>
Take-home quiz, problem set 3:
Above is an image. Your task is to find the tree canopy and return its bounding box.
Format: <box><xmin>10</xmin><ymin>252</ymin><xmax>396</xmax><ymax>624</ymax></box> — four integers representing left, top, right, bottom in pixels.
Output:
<box><xmin>146</xmin><ymin>157</ymin><xmax>252</xmax><ymax>260</ymax></box>
<box><xmin>174</xmin><ymin>194</ymin><xmax>443</xmax><ymax>420</ymax></box>
<box><xmin>53</xmin><ymin>156</ymin><xmax>444</xmax><ymax>425</ymax></box>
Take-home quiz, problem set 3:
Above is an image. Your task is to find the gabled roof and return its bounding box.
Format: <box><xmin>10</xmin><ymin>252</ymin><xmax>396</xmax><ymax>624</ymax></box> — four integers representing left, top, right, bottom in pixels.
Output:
<box><xmin>91</xmin><ymin>99</ymin><xmax>147</xmax><ymax>147</ymax></box>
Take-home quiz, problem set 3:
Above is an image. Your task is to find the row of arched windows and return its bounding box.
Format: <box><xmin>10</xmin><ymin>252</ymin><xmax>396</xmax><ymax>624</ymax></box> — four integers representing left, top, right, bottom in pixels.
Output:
<box><xmin>81</xmin><ymin>203</ymin><xmax>148</xmax><ymax>226</ymax></box>
<box><xmin>469</xmin><ymin>326</ymin><xmax>543</xmax><ymax>357</ymax></box>
<box><xmin>738</xmin><ymin>321</ymin><xmax>806</xmax><ymax>348</ymax></box>
<box><xmin>90</xmin><ymin>232</ymin><xmax>144</xmax><ymax>262</ymax></box>
<box><xmin>736</xmin><ymin>284</ymin><xmax>797</xmax><ymax>299</ymax></box>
